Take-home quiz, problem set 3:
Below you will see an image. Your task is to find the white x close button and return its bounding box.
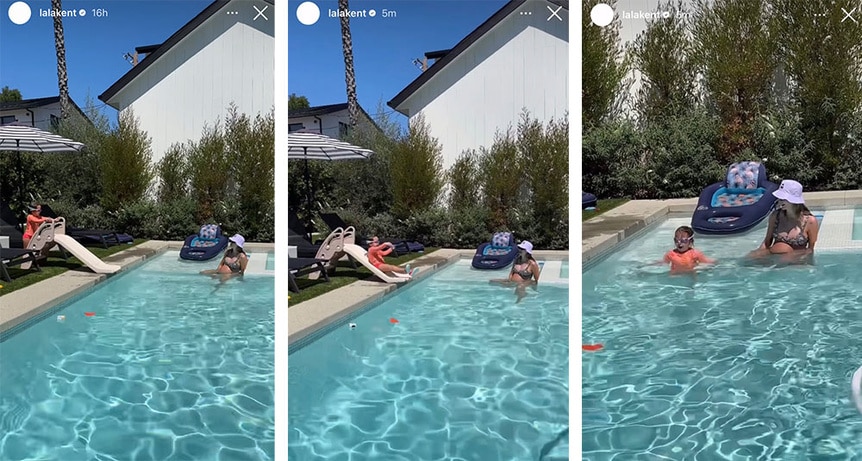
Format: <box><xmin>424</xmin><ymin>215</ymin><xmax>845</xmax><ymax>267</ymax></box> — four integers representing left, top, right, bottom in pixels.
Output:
<box><xmin>547</xmin><ymin>5</ymin><xmax>563</xmax><ymax>21</ymax></box>
<box><xmin>254</xmin><ymin>4</ymin><xmax>269</xmax><ymax>21</ymax></box>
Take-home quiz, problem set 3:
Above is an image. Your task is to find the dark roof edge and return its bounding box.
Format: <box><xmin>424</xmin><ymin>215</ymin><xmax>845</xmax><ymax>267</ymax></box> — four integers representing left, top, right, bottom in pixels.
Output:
<box><xmin>387</xmin><ymin>0</ymin><xmax>568</xmax><ymax>112</ymax></box>
<box><xmin>424</xmin><ymin>49</ymin><xmax>451</xmax><ymax>59</ymax></box>
<box><xmin>135</xmin><ymin>44</ymin><xmax>162</xmax><ymax>54</ymax></box>
<box><xmin>99</xmin><ymin>0</ymin><xmax>274</xmax><ymax>106</ymax></box>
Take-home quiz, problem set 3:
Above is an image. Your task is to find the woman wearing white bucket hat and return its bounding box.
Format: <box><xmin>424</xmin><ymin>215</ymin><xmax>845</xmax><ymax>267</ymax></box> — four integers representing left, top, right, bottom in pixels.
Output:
<box><xmin>201</xmin><ymin>234</ymin><xmax>249</xmax><ymax>278</ymax></box>
<box><xmin>748</xmin><ymin>180</ymin><xmax>819</xmax><ymax>261</ymax></box>
<box><xmin>490</xmin><ymin>240</ymin><xmax>541</xmax><ymax>303</ymax></box>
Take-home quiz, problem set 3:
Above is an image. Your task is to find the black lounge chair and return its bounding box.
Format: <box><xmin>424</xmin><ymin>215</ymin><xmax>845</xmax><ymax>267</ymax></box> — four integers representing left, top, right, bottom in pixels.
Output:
<box><xmin>289</xmin><ymin>257</ymin><xmax>330</xmax><ymax>293</ymax></box>
<box><xmin>39</xmin><ymin>204</ymin><xmax>133</xmax><ymax>249</ymax></box>
<box><xmin>288</xmin><ymin>226</ymin><xmax>321</xmax><ymax>259</ymax></box>
<box><xmin>0</xmin><ymin>248</ymin><xmax>42</xmax><ymax>282</ymax></box>
<box><xmin>319</xmin><ymin>212</ymin><xmax>423</xmax><ymax>255</ymax></box>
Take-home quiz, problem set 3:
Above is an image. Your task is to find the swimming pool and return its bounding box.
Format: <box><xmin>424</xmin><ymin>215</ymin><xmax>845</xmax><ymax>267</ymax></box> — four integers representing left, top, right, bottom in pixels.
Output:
<box><xmin>583</xmin><ymin>216</ymin><xmax>862</xmax><ymax>459</ymax></box>
<box><xmin>0</xmin><ymin>251</ymin><xmax>274</xmax><ymax>460</ymax></box>
<box><xmin>289</xmin><ymin>259</ymin><xmax>569</xmax><ymax>460</ymax></box>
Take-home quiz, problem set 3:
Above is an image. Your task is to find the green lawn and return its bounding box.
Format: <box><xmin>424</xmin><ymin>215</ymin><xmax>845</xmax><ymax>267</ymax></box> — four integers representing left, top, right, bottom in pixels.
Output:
<box><xmin>583</xmin><ymin>198</ymin><xmax>629</xmax><ymax>221</ymax></box>
<box><xmin>288</xmin><ymin>249</ymin><xmax>437</xmax><ymax>305</ymax></box>
<box><xmin>0</xmin><ymin>239</ymin><xmax>147</xmax><ymax>295</ymax></box>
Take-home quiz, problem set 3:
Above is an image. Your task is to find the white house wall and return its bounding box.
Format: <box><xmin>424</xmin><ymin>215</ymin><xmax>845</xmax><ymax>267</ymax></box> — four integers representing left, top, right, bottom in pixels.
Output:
<box><xmin>401</xmin><ymin>1</ymin><xmax>568</xmax><ymax>170</ymax></box>
<box><xmin>288</xmin><ymin>109</ymin><xmax>376</xmax><ymax>139</ymax></box>
<box><xmin>110</xmin><ymin>15</ymin><xmax>273</xmax><ymax>164</ymax></box>
<box><xmin>0</xmin><ymin>102</ymin><xmax>63</xmax><ymax>130</ymax></box>
<box><xmin>289</xmin><ymin>110</ymin><xmax>350</xmax><ymax>138</ymax></box>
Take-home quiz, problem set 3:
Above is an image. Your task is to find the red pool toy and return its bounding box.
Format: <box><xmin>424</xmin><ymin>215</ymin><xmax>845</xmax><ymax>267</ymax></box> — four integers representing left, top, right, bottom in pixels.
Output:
<box><xmin>84</xmin><ymin>312</ymin><xmax>96</xmax><ymax>317</ymax></box>
<box><xmin>389</xmin><ymin>318</ymin><xmax>399</xmax><ymax>324</ymax></box>
<box><xmin>582</xmin><ymin>344</ymin><xmax>603</xmax><ymax>351</ymax></box>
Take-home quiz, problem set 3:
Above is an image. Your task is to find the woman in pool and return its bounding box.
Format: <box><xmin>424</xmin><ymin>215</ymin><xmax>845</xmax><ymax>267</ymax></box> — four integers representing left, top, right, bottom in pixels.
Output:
<box><xmin>748</xmin><ymin>179</ymin><xmax>818</xmax><ymax>263</ymax></box>
<box><xmin>201</xmin><ymin>234</ymin><xmax>249</xmax><ymax>279</ymax></box>
<box><xmin>491</xmin><ymin>241</ymin><xmax>541</xmax><ymax>302</ymax></box>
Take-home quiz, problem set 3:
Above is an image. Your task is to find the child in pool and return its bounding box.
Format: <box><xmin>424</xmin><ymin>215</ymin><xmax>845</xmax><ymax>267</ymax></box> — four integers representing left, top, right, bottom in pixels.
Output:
<box><xmin>660</xmin><ymin>226</ymin><xmax>716</xmax><ymax>273</ymax></box>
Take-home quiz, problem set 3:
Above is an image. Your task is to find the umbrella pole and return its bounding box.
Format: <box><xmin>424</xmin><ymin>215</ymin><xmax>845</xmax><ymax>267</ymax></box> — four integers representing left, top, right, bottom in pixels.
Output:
<box><xmin>304</xmin><ymin>155</ymin><xmax>313</xmax><ymax>241</ymax></box>
<box><xmin>16</xmin><ymin>145</ymin><xmax>24</xmax><ymax>206</ymax></box>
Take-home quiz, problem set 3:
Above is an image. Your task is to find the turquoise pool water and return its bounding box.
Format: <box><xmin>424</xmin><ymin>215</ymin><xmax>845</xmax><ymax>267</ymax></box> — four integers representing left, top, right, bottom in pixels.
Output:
<box><xmin>289</xmin><ymin>260</ymin><xmax>569</xmax><ymax>460</ymax></box>
<box><xmin>583</xmin><ymin>217</ymin><xmax>862</xmax><ymax>459</ymax></box>
<box><xmin>266</xmin><ymin>252</ymin><xmax>275</xmax><ymax>271</ymax></box>
<box><xmin>0</xmin><ymin>252</ymin><xmax>274</xmax><ymax>460</ymax></box>
<box><xmin>853</xmin><ymin>208</ymin><xmax>862</xmax><ymax>240</ymax></box>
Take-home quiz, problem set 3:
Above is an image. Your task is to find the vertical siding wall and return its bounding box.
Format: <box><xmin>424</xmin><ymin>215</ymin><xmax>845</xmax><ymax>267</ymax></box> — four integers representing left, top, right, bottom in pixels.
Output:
<box><xmin>407</xmin><ymin>1</ymin><xmax>568</xmax><ymax>170</ymax></box>
<box><xmin>115</xmin><ymin>17</ymin><xmax>274</xmax><ymax>164</ymax></box>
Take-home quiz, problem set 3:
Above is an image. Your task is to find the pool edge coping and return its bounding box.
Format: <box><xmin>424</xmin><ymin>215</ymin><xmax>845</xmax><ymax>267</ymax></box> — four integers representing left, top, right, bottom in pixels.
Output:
<box><xmin>0</xmin><ymin>241</ymin><xmax>276</xmax><ymax>335</ymax></box>
<box><xmin>287</xmin><ymin>249</ymin><xmax>570</xmax><ymax>347</ymax></box>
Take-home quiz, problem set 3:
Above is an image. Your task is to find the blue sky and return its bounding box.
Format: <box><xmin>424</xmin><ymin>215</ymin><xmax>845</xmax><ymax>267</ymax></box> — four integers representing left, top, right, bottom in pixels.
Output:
<box><xmin>0</xmin><ymin>1</ymin><xmax>217</xmax><ymax>123</ymax></box>
<box><xmin>287</xmin><ymin>0</ymin><xmax>512</xmax><ymax>128</ymax></box>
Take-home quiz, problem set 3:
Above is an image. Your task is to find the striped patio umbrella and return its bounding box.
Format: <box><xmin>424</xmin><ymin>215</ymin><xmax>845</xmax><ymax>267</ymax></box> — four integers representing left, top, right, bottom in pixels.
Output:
<box><xmin>287</xmin><ymin>132</ymin><xmax>374</xmax><ymax>236</ymax></box>
<box><xmin>0</xmin><ymin>123</ymin><xmax>87</xmax><ymax>204</ymax></box>
<box><xmin>0</xmin><ymin>124</ymin><xmax>86</xmax><ymax>153</ymax></box>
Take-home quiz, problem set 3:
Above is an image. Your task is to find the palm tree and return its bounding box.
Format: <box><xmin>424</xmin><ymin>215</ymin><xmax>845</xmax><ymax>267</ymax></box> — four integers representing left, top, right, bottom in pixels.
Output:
<box><xmin>51</xmin><ymin>0</ymin><xmax>70</xmax><ymax>121</ymax></box>
<box><xmin>338</xmin><ymin>0</ymin><xmax>359</xmax><ymax>128</ymax></box>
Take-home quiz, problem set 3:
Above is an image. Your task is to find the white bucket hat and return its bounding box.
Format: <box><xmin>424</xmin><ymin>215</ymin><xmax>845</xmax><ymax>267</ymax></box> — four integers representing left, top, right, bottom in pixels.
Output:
<box><xmin>229</xmin><ymin>234</ymin><xmax>246</xmax><ymax>249</ymax></box>
<box><xmin>773</xmin><ymin>180</ymin><xmax>804</xmax><ymax>204</ymax></box>
<box><xmin>517</xmin><ymin>241</ymin><xmax>533</xmax><ymax>254</ymax></box>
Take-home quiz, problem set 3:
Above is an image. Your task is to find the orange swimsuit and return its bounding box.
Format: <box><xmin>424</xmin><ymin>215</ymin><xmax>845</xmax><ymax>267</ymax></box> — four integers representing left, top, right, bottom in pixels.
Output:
<box><xmin>663</xmin><ymin>249</ymin><xmax>707</xmax><ymax>272</ymax></box>
<box><xmin>368</xmin><ymin>244</ymin><xmax>391</xmax><ymax>269</ymax></box>
<box><xmin>23</xmin><ymin>214</ymin><xmax>47</xmax><ymax>240</ymax></box>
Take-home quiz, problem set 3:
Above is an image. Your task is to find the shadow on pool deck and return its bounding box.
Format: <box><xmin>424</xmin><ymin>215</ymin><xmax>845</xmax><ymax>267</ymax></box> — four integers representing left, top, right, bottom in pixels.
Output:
<box><xmin>583</xmin><ymin>190</ymin><xmax>862</xmax><ymax>264</ymax></box>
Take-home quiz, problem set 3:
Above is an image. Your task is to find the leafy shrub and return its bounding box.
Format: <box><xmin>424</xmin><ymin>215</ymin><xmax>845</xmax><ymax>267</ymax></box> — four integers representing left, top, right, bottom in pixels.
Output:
<box><xmin>389</xmin><ymin>114</ymin><xmax>443</xmax><ymax>219</ymax></box>
<box><xmin>227</xmin><ymin>106</ymin><xmax>274</xmax><ymax>236</ymax></box>
<box><xmin>447</xmin><ymin>149</ymin><xmax>481</xmax><ymax>211</ymax></box>
<box><xmin>100</xmin><ymin>110</ymin><xmax>154</xmax><ymax>212</ymax></box>
<box><xmin>157</xmin><ymin>144</ymin><xmax>189</xmax><ymax>204</ymax></box>
<box><xmin>446</xmin><ymin>206</ymin><xmax>491</xmax><ymax>248</ymax></box>
<box><xmin>187</xmin><ymin>124</ymin><xmax>229</xmax><ymax>222</ymax></box>
<box><xmin>519</xmin><ymin>112</ymin><xmax>569</xmax><ymax>239</ymax></box>
<box><xmin>480</xmin><ymin>129</ymin><xmax>522</xmax><ymax>229</ymax></box>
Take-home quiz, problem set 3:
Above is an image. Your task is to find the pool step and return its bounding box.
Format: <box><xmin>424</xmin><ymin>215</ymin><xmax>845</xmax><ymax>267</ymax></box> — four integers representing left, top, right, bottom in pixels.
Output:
<box><xmin>540</xmin><ymin>260</ymin><xmax>567</xmax><ymax>285</ymax></box>
<box><xmin>244</xmin><ymin>252</ymin><xmax>273</xmax><ymax>275</ymax></box>
<box><xmin>816</xmin><ymin>210</ymin><xmax>862</xmax><ymax>251</ymax></box>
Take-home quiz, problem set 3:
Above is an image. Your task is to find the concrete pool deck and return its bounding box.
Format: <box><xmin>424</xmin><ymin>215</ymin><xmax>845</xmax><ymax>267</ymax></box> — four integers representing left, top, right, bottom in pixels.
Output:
<box><xmin>583</xmin><ymin>190</ymin><xmax>862</xmax><ymax>263</ymax></box>
<box><xmin>0</xmin><ymin>240</ymin><xmax>275</xmax><ymax>335</ymax></box>
<box><xmin>288</xmin><ymin>248</ymin><xmax>570</xmax><ymax>347</ymax></box>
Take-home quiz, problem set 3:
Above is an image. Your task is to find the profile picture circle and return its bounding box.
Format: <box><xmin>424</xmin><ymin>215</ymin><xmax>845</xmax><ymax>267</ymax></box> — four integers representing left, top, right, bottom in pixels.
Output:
<box><xmin>590</xmin><ymin>3</ymin><xmax>614</xmax><ymax>27</ymax></box>
<box><xmin>8</xmin><ymin>1</ymin><xmax>32</xmax><ymax>25</ymax></box>
<box><xmin>296</xmin><ymin>2</ymin><xmax>320</xmax><ymax>26</ymax></box>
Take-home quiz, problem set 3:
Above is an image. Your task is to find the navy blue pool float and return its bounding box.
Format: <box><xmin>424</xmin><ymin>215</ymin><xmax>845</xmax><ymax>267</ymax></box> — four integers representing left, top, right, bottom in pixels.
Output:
<box><xmin>582</xmin><ymin>191</ymin><xmax>598</xmax><ymax>209</ymax></box>
<box><xmin>472</xmin><ymin>232</ymin><xmax>518</xmax><ymax>270</ymax></box>
<box><xmin>691</xmin><ymin>161</ymin><xmax>779</xmax><ymax>235</ymax></box>
<box><xmin>180</xmin><ymin>224</ymin><xmax>229</xmax><ymax>260</ymax></box>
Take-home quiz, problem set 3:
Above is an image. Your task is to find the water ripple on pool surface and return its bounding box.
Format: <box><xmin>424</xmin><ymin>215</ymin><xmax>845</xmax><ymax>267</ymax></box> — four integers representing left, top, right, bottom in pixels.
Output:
<box><xmin>289</xmin><ymin>263</ymin><xmax>569</xmax><ymax>461</ymax></box>
<box><xmin>584</xmin><ymin>247</ymin><xmax>862</xmax><ymax>460</ymax></box>
<box><xmin>0</xmin><ymin>253</ymin><xmax>274</xmax><ymax>460</ymax></box>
